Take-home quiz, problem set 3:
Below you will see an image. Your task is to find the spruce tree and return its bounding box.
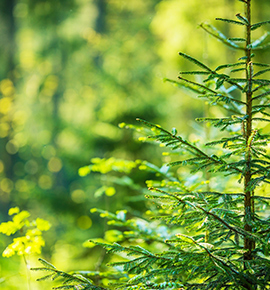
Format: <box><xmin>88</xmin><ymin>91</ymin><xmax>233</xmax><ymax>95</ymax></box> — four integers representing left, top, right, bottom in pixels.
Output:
<box><xmin>32</xmin><ymin>0</ymin><xmax>270</xmax><ymax>289</ymax></box>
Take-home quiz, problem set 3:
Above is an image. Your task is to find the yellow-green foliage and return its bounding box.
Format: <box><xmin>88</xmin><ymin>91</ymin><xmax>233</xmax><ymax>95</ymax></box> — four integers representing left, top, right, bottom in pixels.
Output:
<box><xmin>0</xmin><ymin>207</ymin><xmax>51</xmax><ymax>258</ymax></box>
<box><xmin>78</xmin><ymin>157</ymin><xmax>139</xmax><ymax>176</ymax></box>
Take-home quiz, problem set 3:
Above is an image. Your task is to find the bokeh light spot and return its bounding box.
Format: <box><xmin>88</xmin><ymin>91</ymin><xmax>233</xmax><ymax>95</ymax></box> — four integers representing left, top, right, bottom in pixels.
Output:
<box><xmin>48</xmin><ymin>157</ymin><xmax>62</xmax><ymax>172</ymax></box>
<box><xmin>0</xmin><ymin>123</ymin><xmax>10</xmax><ymax>138</ymax></box>
<box><xmin>42</xmin><ymin>145</ymin><xmax>56</xmax><ymax>159</ymax></box>
<box><xmin>71</xmin><ymin>189</ymin><xmax>86</xmax><ymax>203</ymax></box>
<box><xmin>77</xmin><ymin>216</ymin><xmax>92</xmax><ymax>230</ymax></box>
<box><xmin>0</xmin><ymin>97</ymin><xmax>12</xmax><ymax>114</ymax></box>
<box><xmin>15</xmin><ymin>179</ymin><xmax>29</xmax><ymax>192</ymax></box>
<box><xmin>1</xmin><ymin>178</ymin><xmax>13</xmax><ymax>193</ymax></box>
<box><xmin>6</xmin><ymin>140</ymin><xmax>19</xmax><ymax>155</ymax></box>
<box><xmin>25</xmin><ymin>160</ymin><xmax>39</xmax><ymax>175</ymax></box>
<box><xmin>38</xmin><ymin>175</ymin><xmax>52</xmax><ymax>190</ymax></box>
<box><xmin>20</xmin><ymin>50</ymin><xmax>36</xmax><ymax>69</ymax></box>
<box><xmin>105</xmin><ymin>187</ymin><xmax>116</xmax><ymax>196</ymax></box>
<box><xmin>13</xmin><ymin>110</ymin><xmax>28</xmax><ymax>126</ymax></box>
<box><xmin>0</xmin><ymin>79</ymin><xmax>14</xmax><ymax>96</ymax></box>
<box><xmin>14</xmin><ymin>132</ymin><xmax>28</xmax><ymax>147</ymax></box>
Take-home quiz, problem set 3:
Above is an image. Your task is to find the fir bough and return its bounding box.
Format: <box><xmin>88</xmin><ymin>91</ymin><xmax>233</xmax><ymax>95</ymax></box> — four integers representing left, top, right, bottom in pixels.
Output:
<box><xmin>34</xmin><ymin>0</ymin><xmax>270</xmax><ymax>289</ymax></box>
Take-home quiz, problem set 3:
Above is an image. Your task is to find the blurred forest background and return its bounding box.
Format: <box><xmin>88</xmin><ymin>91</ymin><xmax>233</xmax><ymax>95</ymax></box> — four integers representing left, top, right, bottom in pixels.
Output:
<box><xmin>1</xmin><ymin>0</ymin><xmax>270</xmax><ymax>289</ymax></box>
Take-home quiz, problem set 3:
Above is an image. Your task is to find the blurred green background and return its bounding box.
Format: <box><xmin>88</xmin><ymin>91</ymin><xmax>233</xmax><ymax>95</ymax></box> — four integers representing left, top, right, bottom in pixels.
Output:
<box><xmin>1</xmin><ymin>0</ymin><xmax>270</xmax><ymax>289</ymax></box>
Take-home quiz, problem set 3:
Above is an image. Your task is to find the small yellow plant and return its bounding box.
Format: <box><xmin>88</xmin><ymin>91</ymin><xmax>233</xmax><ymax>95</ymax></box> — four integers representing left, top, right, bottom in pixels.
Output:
<box><xmin>0</xmin><ymin>207</ymin><xmax>51</xmax><ymax>258</ymax></box>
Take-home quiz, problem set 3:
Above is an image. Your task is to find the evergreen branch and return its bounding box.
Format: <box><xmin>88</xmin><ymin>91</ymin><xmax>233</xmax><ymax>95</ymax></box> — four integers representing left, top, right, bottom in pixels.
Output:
<box><xmin>259</xmin><ymin>226</ymin><xmax>270</xmax><ymax>234</ymax></box>
<box><xmin>236</xmin><ymin>13</ymin><xmax>249</xmax><ymax>25</ymax></box>
<box><xmin>177</xmin><ymin>234</ymin><xmax>240</xmax><ymax>277</ymax></box>
<box><xmin>153</xmin><ymin>189</ymin><xmax>244</xmax><ymax>199</ymax></box>
<box><xmin>261</xmin><ymin>110</ymin><xmax>270</xmax><ymax>118</ymax></box>
<box><xmin>251</xmin><ymin>79</ymin><xmax>270</xmax><ymax>85</ymax></box>
<box><xmin>229</xmin><ymin>78</ymin><xmax>249</xmax><ymax>83</ymax></box>
<box><xmin>169</xmin><ymin>156</ymin><xmax>209</xmax><ymax>166</ymax></box>
<box><xmin>206</xmin><ymin>135</ymin><xmax>245</xmax><ymax>147</ymax></box>
<box><xmin>253</xmin><ymin>68</ymin><xmax>270</xmax><ymax>78</ymax></box>
<box><xmin>257</xmin><ymin>152</ymin><xmax>270</xmax><ymax>161</ymax></box>
<box><xmin>252</xmin><ymin>195</ymin><xmax>270</xmax><ymax>201</ymax></box>
<box><xmin>218</xmin><ymin>77</ymin><xmax>245</xmax><ymax>92</ymax></box>
<box><xmin>251</xmin><ymin>32</ymin><xmax>270</xmax><ymax>49</ymax></box>
<box><xmin>216</xmin><ymin>17</ymin><xmax>247</xmax><ymax>26</ymax></box>
<box><xmin>251</xmin><ymin>159</ymin><xmax>270</xmax><ymax>166</ymax></box>
<box><xmin>252</xmin><ymin>90</ymin><xmax>270</xmax><ymax>101</ymax></box>
<box><xmin>31</xmin><ymin>259</ymin><xmax>107</xmax><ymax>290</ymax></box>
<box><xmin>251</xmin><ymin>20</ymin><xmax>270</xmax><ymax>31</ymax></box>
<box><xmin>252</xmin><ymin>42</ymin><xmax>270</xmax><ymax>50</ymax></box>
<box><xmin>202</xmin><ymin>92</ymin><xmax>246</xmax><ymax>106</ymax></box>
<box><xmin>38</xmin><ymin>258</ymin><xmax>57</xmax><ymax>269</ymax></box>
<box><xmin>164</xmin><ymin>78</ymin><xmax>203</xmax><ymax>94</ymax></box>
<box><xmin>252</xmin><ymin>62</ymin><xmax>270</xmax><ymax>67</ymax></box>
<box><xmin>231</xmin><ymin>68</ymin><xmax>246</xmax><ymax>73</ymax></box>
<box><xmin>215</xmin><ymin>62</ymin><xmax>246</xmax><ymax>71</ymax></box>
<box><xmin>251</xmin><ymin>163</ymin><xmax>270</xmax><ymax>177</ymax></box>
<box><xmin>196</xmin><ymin>116</ymin><xmax>246</xmax><ymax>132</ymax></box>
<box><xmin>149</xmin><ymin>188</ymin><xmax>250</xmax><ymax>238</ymax></box>
<box><xmin>92</xmin><ymin>208</ymin><xmax>172</xmax><ymax>245</ymax></box>
<box><xmin>200</xmin><ymin>23</ymin><xmax>244</xmax><ymax>50</ymax></box>
<box><xmin>251</xmin><ymin>104</ymin><xmax>270</xmax><ymax>109</ymax></box>
<box><xmin>252</xmin><ymin>84</ymin><xmax>270</xmax><ymax>93</ymax></box>
<box><xmin>246</xmin><ymin>175</ymin><xmax>270</xmax><ymax>191</ymax></box>
<box><xmin>198</xmin><ymin>191</ymin><xmax>244</xmax><ymax>197</ymax></box>
<box><xmin>229</xmin><ymin>37</ymin><xmax>246</xmax><ymax>42</ymax></box>
<box><xmin>238</xmin><ymin>54</ymin><xmax>255</xmax><ymax>61</ymax></box>
<box><xmin>179</xmin><ymin>55</ymin><xmax>244</xmax><ymax>92</ymax></box>
<box><xmin>95</xmin><ymin>242</ymin><xmax>175</xmax><ymax>270</ymax></box>
<box><xmin>252</xmin><ymin>117</ymin><xmax>270</xmax><ymax>122</ymax></box>
<box><xmin>178</xmin><ymin>76</ymin><xmax>244</xmax><ymax>103</ymax></box>
<box><xmin>94</xmin><ymin>241</ymin><xmax>156</xmax><ymax>259</ymax></box>
<box><xmin>177</xmin><ymin>76</ymin><xmax>245</xmax><ymax>105</ymax></box>
<box><xmin>202</xmin><ymin>248</ymin><xmax>254</xmax><ymax>289</ymax></box>
<box><xmin>164</xmin><ymin>78</ymin><xmax>246</xmax><ymax>114</ymax></box>
<box><xmin>136</xmin><ymin>118</ymin><xmax>226</xmax><ymax>167</ymax></box>
<box><xmin>178</xmin><ymin>52</ymin><xmax>213</xmax><ymax>72</ymax></box>
<box><xmin>179</xmin><ymin>71</ymin><xmax>211</xmax><ymax>75</ymax></box>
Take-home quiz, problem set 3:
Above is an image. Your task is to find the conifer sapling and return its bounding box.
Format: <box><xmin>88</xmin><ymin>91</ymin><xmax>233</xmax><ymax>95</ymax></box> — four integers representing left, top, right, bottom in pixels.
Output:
<box><xmin>32</xmin><ymin>0</ymin><xmax>270</xmax><ymax>289</ymax></box>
